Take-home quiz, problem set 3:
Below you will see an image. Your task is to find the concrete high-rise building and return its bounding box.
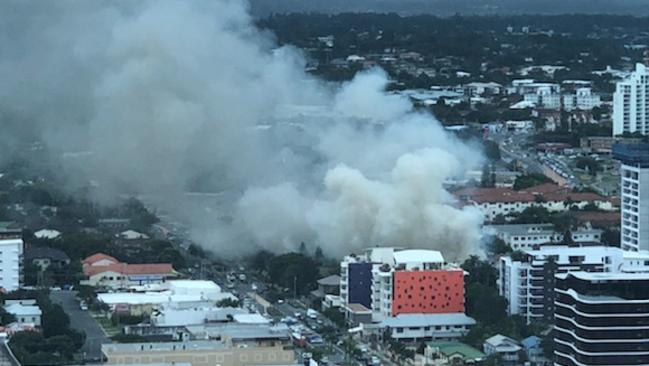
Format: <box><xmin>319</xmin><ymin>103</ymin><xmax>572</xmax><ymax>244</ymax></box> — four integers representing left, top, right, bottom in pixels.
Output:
<box><xmin>0</xmin><ymin>223</ymin><xmax>23</xmax><ymax>292</ymax></box>
<box><xmin>613</xmin><ymin>143</ymin><xmax>649</xmax><ymax>251</ymax></box>
<box><xmin>613</xmin><ymin>63</ymin><xmax>649</xmax><ymax>136</ymax></box>
<box><xmin>554</xmin><ymin>271</ymin><xmax>649</xmax><ymax>366</ymax></box>
<box><xmin>499</xmin><ymin>245</ymin><xmax>649</xmax><ymax>323</ymax></box>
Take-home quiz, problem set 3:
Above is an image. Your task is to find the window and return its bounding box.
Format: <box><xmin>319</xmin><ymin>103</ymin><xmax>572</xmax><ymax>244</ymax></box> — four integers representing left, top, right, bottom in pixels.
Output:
<box><xmin>396</xmin><ymin>328</ymin><xmax>404</xmax><ymax>333</ymax></box>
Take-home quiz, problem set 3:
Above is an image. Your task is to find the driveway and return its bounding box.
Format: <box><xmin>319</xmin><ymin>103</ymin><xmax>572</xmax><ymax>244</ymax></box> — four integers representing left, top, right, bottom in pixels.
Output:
<box><xmin>50</xmin><ymin>290</ymin><xmax>110</xmax><ymax>362</ymax></box>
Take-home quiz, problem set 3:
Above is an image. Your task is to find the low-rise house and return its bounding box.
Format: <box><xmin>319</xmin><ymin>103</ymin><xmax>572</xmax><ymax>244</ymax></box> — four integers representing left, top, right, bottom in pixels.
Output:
<box><xmin>97</xmin><ymin>280</ymin><xmax>236</xmax><ymax>316</ymax></box>
<box><xmin>119</xmin><ymin>230</ymin><xmax>150</xmax><ymax>240</ymax></box>
<box><xmin>486</xmin><ymin>223</ymin><xmax>602</xmax><ymax>250</ymax></box>
<box><xmin>379</xmin><ymin>313</ymin><xmax>476</xmax><ymax>342</ymax></box>
<box><xmin>310</xmin><ymin>274</ymin><xmax>340</xmax><ymax>301</ymax></box>
<box><xmin>24</xmin><ymin>246</ymin><xmax>70</xmax><ymax>270</ymax></box>
<box><xmin>82</xmin><ymin>253</ymin><xmax>176</xmax><ymax>289</ymax></box>
<box><xmin>4</xmin><ymin>299</ymin><xmax>41</xmax><ymax>327</ymax></box>
<box><xmin>455</xmin><ymin>183</ymin><xmax>615</xmax><ymax>222</ymax></box>
<box><xmin>420</xmin><ymin>341</ymin><xmax>486</xmax><ymax>365</ymax></box>
<box><xmin>483</xmin><ymin>334</ymin><xmax>521</xmax><ymax>365</ymax></box>
<box><xmin>33</xmin><ymin>229</ymin><xmax>61</xmax><ymax>240</ymax></box>
<box><xmin>521</xmin><ymin>335</ymin><xmax>548</xmax><ymax>365</ymax></box>
<box><xmin>0</xmin><ymin>222</ymin><xmax>22</xmax><ymax>239</ymax></box>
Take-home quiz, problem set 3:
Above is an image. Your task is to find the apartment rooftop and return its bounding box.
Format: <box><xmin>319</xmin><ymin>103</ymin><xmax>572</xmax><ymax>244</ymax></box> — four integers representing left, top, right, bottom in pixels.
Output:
<box><xmin>613</xmin><ymin>142</ymin><xmax>649</xmax><ymax>166</ymax></box>
<box><xmin>184</xmin><ymin>323</ymin><xmax>291</xmax><ymax>341</ymax></box>
<box><xmin>557</xmin><ymin>271</ymin><xmax>649</xmax><ymax>282</ymax></box>
<box><xmin>488</xmin><ymin>223</ymin><xmax>600</xmax><ymax>236</ymax></box>
<box><xmin>380</xmin><ymin>313</ymin><xmax>476</xmax><ymax>328</ymax></box>
<box><xmin>393</xmin><ymin>250</ymin><xmax>444</xmax><ymax>265</ymax></box>
<box><xmin>102</xmin><ymin>340</ymin><xmax>226</xmax><ymax>353</ymax></box>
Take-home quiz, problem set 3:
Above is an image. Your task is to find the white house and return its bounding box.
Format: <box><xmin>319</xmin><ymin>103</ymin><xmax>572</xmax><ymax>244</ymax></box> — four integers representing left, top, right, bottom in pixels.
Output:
<box><xmin>119</xmin><ymin>230</ymin><xmax>150</xmax><ymax>240</ymax></box>
<box><xmin>486</xmin><ymin>223</ymin><xmax>602</xmax><ymax>250</ymax></box>
<box><xmin>33</xmin><ymin>229</ymin><xmax>61</xmax><ymax>240</ymax></box>
<box><xmin>5</xmin><ymin>299</ymin><xmax>42</xmax><ymax>327</ymax></box>
<box><xmin>379</xmin><ymin>313</ymin><xmax>476</xmax><ymax>342</ymax></box>
<box><xmin>483</xmin><ymin>334</ymin><xmax>521</xmax><ymax>364</ymax></box>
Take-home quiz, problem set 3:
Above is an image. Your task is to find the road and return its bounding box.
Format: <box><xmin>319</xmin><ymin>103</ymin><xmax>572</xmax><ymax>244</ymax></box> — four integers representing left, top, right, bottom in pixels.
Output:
<box><xmin>50</xmin><ymin>290</ymin><xmax>109</xmax><ymax>362</ymax></box>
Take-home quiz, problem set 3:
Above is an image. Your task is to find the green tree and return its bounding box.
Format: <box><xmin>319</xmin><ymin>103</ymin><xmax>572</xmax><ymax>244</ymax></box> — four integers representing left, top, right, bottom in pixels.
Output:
<box><xmin>602</xmin><ymin>228</ymin><xmax>620</xmax><ymax>247</ymax></box>
<box><xmin>483</xmin><ymin>140</ymin><xmax>501</xmax><ymax>161</ymax></box>
<box><xmin>0</xmin><ymin>307</ymin><xmax>16</xmax><ymax>326</ymax></box>
<box><xmin>267</xmin><ymin>253</ymin><xmax>319</xmax><ymax>296</ymax></box>
<box><xmin>464</xmin><ymin>283</ymin><xmax>508</xmax><ymax>326</ymax></box>
<box><xmin>513</xmin><ymin>173</ymin><xmax>551</xmax><ymax>191</ymax></box>
<box><xmin>462</xmin><ymin>256</ymin><xmax>498</xmax><ymax>288</ymax></box>
<box><xmin>216</xmin><ymin>298</ymin><xmax>241</xmax><ymax>308</ymax></box>
<box><xmin>490</xmin><ymin>237</ymin><xmax>512</xmax><ymax>255</ymax></box>
<box><xmin>510</xmin><ymin>206</ymin><xmax>555</xmax><ymax>224</ymax></box>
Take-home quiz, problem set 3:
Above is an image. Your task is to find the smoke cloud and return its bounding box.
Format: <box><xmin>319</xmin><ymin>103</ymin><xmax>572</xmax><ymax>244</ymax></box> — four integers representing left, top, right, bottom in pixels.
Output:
<box><xmin>0</xmin><ymin>0</ymin><xmax>484</xmax><ymax>260</ymax></box>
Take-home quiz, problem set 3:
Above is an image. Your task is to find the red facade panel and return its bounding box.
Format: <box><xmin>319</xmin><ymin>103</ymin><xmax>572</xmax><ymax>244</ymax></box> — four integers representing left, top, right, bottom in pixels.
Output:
<box><xmin>392</xmin><ymin>269</ymin><xmax>465</xmax><ymax>316</ymax></box>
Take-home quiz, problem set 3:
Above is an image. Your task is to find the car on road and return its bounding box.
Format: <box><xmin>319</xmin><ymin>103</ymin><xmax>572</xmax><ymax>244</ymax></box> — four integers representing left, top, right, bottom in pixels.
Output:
<box><xmin>251</xmin><ymin>283</ymin><xmax>258</xmax><ymax>291</ymax></box>
<box><xmin>79</xmin><ymin>301</ymin><xmax>88</xmax><ymax>311</ymax></box>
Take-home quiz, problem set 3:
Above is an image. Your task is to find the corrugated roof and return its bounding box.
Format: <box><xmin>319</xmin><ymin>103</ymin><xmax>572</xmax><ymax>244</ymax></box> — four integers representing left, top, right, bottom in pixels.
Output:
<box><xmin>427</xmin><ymin>341</ymin><xmax>486</xmax><ymax>359</ymax></box>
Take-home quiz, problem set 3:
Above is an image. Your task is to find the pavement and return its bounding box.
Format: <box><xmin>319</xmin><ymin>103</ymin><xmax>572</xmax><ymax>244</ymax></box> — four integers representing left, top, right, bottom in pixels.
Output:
<box><xmin>0</xmin><ymin>343</ymin><xmax>19</xmax><ymax>366</ymax></box>
<box><xmin>50</xmin><ymin>290</ymin><xmax>109</xmax><ymax>362</ymax></box>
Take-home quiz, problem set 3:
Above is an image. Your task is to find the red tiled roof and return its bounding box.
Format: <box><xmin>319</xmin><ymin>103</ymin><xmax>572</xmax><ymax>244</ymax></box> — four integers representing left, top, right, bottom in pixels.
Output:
<box><xmin>455</xmin><ymin>183</ymin><xmax>608</xmax><ymax>205</ymax></box>
<box><xmin>83</xmin><ymin>262</ymin><xmax>174</xmax><ymax>277</ymax></box>
<box><xmin>454</xmin><ymin>187</ymin><xmax>535</xmax><ymax>204</ymax></box>
<box><xmin>525</xmin><ymin>183</ymin><xmax>568</xmax><ymax>195</ymax></box>
<box><xmin>575</xmin><ymin>211</ymin><xmax>620</xmax><ymax>226</ymax></box>
<box><xmin>82</xmin><ymin>253</ymin><xmax>118</xmax><ymax>266</ymax></box>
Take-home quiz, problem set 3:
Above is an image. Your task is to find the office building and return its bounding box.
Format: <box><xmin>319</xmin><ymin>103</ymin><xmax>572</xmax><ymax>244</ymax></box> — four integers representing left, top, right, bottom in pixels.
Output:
<box><xmin>499</xmin><ymin>246</ymin><xmax>649</xmax><ymax>323</ymax></box>
<box><xmin>613</xmin><ymin>142</ymin><xmax>649</xmax><ymax>251</ymax></box>
<box><xmin>613</xmin><ymin>63</ymin><xmax>649</xmax><ymax>136</ymax></box>
<box><xmin>554</xmin><ymin>271</ymin><xmax>649</xmax><ymax>366</ymax></box>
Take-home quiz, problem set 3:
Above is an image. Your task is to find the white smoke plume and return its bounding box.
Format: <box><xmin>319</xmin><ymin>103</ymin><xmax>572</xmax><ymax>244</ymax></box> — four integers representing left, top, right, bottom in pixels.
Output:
<box><xmin>0</xmin><ymin>0</ymin><xmax>484</xmax><ymax>260</ymax></box>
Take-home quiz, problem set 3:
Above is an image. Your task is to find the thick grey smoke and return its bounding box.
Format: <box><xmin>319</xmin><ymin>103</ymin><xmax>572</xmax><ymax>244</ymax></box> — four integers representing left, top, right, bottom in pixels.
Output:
<box><xmin>0</xmin><ymin>0</ymin><xmax>483</xmax><ymax>260</ymax></box>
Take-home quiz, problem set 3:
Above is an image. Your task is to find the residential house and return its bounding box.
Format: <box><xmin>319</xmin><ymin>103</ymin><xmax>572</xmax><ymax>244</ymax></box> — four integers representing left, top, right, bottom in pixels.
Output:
<box><xmin>420</xmin><ymin>341</ymin><xmax>486</xmax><ymax>365</ymax></box>
<box><xmin>483</xmin><ymin>334</ymin><xmax>521</xmax><ymax>365</ymax></box>
<box><xmin>33</xmin><ymin>229</ymin><xmax>61</xmax><ymax>240</ymax></box>
<box><xmin>5</xmin><ymin>299</ymin><xmax>41</xmax><ymax>327</ymax></box>
<box><xmin>24</xmin><ymin>246</ymin><xmax>70</xmax><ymax>270</ymax></box>
<box><xmin>82</xmin><ymin>253</ymin><xmax>176</xmax><ymax>289</ymax></box>
<box><xmin>521</xmin><ymin>335</ymin><xmax>548</xmax><ymax>366</ymax></box>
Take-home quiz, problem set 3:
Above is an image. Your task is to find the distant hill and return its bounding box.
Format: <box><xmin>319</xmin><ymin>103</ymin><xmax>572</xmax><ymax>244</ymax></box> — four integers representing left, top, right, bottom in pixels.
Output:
<box><xmin>249</xmin><ymin>0</ymin><xmax>649</xmax><ymax>17</ymax></box>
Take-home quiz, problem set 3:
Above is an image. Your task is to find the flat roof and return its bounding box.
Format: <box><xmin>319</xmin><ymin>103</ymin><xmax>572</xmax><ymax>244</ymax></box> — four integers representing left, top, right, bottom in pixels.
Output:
<box><xmin>487</xmin><ymin>224</ymin><xmax>601</xmax><ymax>236</ymax></box>
<box><xmin>102</xmin><ymin>340</ymin><xmax>224</xmax><ymax>353</ymax></box>
<box><xmin>185</xmin><ymin>323</ymin><xmax>291</xmax><ymax>340</ymax></box>
<box><xmin>169</xmin><ymin>280</ymin><xmax>220</xmax><ymax>290</ymax></box>
<box><xmin>317</xmin><ymin>275</ymin><xmax>341</xmax><ymax>286</ymax></box>
<box><xmin>380</xmin><ymin>313</ymin><xmax>475</xmax><ymax>328</ymax></box>
<box><xmin>346</xmin><ymin>303</ymin><xmax>371</xmax><ymax>313</ymax></box>
<box><xmin>557</xmin><ymin>271</ymin><xmax>649</xmax><ymax>281</ymax></box>
<box><xmin>393</xmin><ymin>250</ymin><xmax>444</xmax><ymax>264</ymax></box>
